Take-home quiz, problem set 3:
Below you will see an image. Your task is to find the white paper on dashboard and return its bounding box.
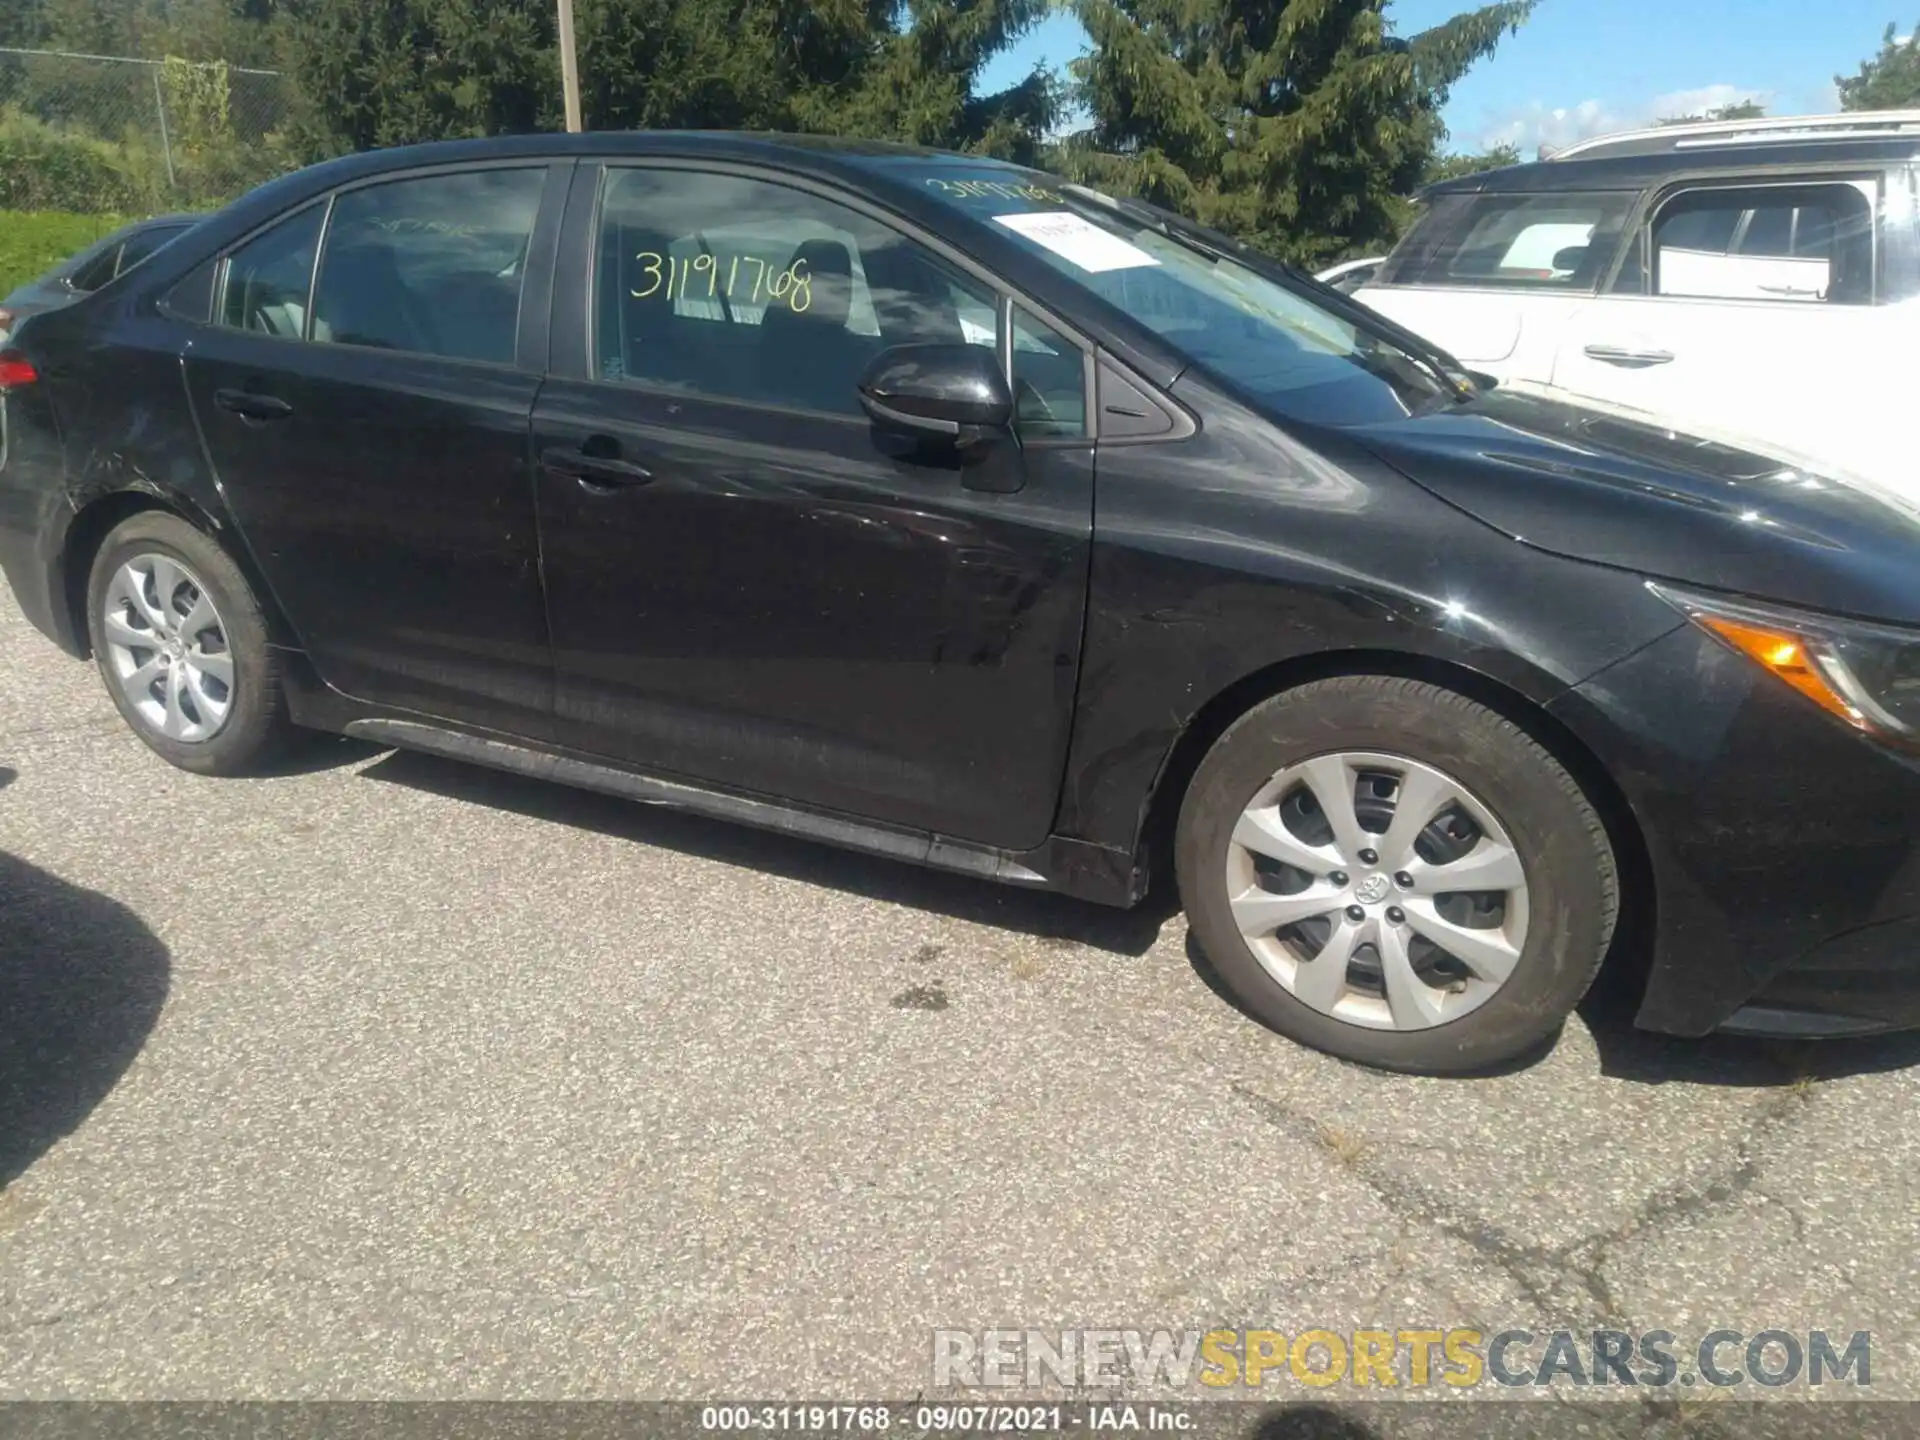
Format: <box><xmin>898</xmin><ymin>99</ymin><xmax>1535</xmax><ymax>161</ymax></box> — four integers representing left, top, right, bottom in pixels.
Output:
<box><xmin>992</xmin><ymin>212</ymin><xmax>1162</xmax><ymax>273</ymax></box>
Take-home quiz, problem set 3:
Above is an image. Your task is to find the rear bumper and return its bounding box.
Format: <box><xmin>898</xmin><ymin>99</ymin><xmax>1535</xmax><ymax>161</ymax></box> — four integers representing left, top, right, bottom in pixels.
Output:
<box><xmin>0</xmin><ymin>374</ymin><xmax>81</xmax><ymax>654</ymax></box>
<box><xmin>1549</xmin><ymin>623</ymin><xmax>1920</xmax><ymax>1039</ymax></box>
<box><xmin>0</xmin><ymin>524</ymin><xmax>71</xmax><ymax>651</ymax></box>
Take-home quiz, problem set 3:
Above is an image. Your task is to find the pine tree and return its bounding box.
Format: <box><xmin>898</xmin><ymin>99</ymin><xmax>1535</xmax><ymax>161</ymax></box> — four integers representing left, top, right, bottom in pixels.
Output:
<box><xmin>1838</xmin><ymin>23</ymin><xmax>1920</xmax><ymax>112</ymax></box>
<box><xmin>1059</xmin><ymin>0</ymin><xmax>1535</xmax><ymax>265</ymax></box>
<box><xmin>803</xmin><ymin>0</ymin><xmax>1061</xmax><ymax>163</ymax></box>
<box><xmin>283</xmin><ymin>0</ymin><xmax>1056</xmax><ymax>164</ymax></box>
<box><xmin>285</xmin><ymin>0</ymin><xmax>555</xmax><ymax>155</ymax></box>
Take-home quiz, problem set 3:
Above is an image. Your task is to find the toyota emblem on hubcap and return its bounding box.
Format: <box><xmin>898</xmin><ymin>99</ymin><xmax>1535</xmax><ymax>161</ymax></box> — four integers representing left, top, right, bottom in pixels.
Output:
<box><xmin>1354</xmin><ymin>873</ymin><xmax>1392</xmax><ymax>904</ymax></box>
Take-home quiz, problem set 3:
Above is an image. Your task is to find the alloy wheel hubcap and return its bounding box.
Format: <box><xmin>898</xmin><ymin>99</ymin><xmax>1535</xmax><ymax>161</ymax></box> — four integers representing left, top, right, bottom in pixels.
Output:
<box><xmin>102</xmin><ymin>553</ymin><xmax>234</xmax><ymax>743</ymax></box>
<box><xmin>1225</xmin><ymin>751</ymin><xmax>1531</xmax><ymax>1032</ymax></box>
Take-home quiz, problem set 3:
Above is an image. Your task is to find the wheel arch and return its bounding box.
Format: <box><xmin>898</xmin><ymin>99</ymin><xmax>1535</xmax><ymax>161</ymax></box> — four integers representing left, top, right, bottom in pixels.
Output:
<box><xmin>1135</xmin><ymin>647</ymin><xmax>1657</xmax><ymax>1006</ymax></box>
<box><xmin>60</xmin><ymin>486</ymin><xmax>294</xmax><ymax>659</ymax></box>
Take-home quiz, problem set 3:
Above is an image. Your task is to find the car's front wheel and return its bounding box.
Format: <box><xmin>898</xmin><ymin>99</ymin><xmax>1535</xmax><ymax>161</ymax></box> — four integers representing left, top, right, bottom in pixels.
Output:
<box><xmin>86</xmin><ymin>511</ymin><xmax>294</xmax><ymax>776</ymax></box>
<box><xmin>1176</xmin><ymin>676</ymin><xmax>1618</xmax><ymax>1074</ymax></box>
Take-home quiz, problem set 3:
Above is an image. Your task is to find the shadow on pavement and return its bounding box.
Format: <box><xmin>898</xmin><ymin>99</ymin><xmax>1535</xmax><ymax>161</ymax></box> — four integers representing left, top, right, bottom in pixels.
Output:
<box><xmin>1186</xmin><ymin>927</ymin><xmax>1920</xmax><ymax>1086</ymax></box>
<box><xmin>1580</xmin><ymin>999</ymin><xmax>1920</xmax><ymax>1087</ymax></box>
<box><xmin>0</xmin><ymin>839</ymin><xmax>170</xmax><ymax>1190</ymax></box>
<box><xmin>359</xmin><ymin>747</ymin><xmax>1177</xmax><ymax>956</ymax></box>
<box><xmin>257</xmin><ymin>732</ymin><xmax>383</xmax><ymax>778</ymax></box>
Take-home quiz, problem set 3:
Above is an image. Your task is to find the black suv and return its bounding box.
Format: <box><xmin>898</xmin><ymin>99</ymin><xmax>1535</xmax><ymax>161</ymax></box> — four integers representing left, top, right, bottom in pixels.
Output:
<box><xmin>4</xmin><ymin>133</ymin><xmax>1920</xmax><ymax>1073</ymax></box>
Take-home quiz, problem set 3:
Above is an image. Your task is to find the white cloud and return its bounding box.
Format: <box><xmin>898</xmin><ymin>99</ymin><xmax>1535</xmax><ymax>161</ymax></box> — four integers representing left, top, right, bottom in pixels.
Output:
<box><xmin>1470</xmin><ymin>83</ymin><xmax>1772</xmax><ymax>157</ymax></box>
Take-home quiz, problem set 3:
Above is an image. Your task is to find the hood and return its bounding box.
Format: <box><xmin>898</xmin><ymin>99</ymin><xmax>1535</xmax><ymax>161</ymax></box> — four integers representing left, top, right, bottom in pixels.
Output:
<box><xmin>1340</xmin><ymin>387</ymin><xmax>1920</xmax><ymax>628</ymax></box>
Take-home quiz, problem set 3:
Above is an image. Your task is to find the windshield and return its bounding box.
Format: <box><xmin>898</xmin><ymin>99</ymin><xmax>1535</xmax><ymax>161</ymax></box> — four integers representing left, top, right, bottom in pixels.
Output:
<box><xmin>870</xmin><ymin>159</ymin><xmax>1462</xmax><ymax>425</ymax></box>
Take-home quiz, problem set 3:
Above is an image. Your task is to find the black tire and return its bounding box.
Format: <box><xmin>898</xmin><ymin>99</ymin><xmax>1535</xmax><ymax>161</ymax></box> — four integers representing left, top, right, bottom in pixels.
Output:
<box><xmin>1176</xmin><ymin>675</ymin><xmax>1618</xmax><ymax>1074</ymax></box>
<box><xmin>85</xmin><ymin>511</ymin><xmax>295</xmax><ymax>776</ymax></box>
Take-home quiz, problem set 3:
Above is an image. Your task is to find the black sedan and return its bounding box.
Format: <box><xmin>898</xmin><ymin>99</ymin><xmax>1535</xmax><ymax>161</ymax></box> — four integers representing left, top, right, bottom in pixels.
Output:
<box><xmin>1</xmin><ymin>134</ymin><xmax>1917</xmax><ymax>1074</ymax></box>
<box><xmin>0</xmin><ymin>213</ymin><xmax>200</xmax><ymax>342</ymax></box>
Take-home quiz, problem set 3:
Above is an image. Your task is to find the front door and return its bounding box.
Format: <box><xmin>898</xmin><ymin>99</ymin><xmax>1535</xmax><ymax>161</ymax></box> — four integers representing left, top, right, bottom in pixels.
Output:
<box><xmin>182</xmin><ymin>164</ymin><xmax>564</xmax><ymax>734</ymax></box>
<box><xmin>531</xmin><ymin>163</ymin><xmax>1095</xmax><ymax>849</ymax></box>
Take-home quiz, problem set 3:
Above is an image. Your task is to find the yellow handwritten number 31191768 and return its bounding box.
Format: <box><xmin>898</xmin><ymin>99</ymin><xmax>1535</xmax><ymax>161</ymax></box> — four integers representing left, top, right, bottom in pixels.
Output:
<box><xmin>631</xmin><ymin>251</ymin><xmax>813</xmax><ymax>314</ymax></box>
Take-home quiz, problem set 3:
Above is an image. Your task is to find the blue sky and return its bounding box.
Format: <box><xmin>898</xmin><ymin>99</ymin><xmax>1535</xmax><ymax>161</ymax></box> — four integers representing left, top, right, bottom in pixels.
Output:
<box><xmin>980</xmin><ymin>1</ymin><xmax>1910</xmax><ymax>156</ymax></box>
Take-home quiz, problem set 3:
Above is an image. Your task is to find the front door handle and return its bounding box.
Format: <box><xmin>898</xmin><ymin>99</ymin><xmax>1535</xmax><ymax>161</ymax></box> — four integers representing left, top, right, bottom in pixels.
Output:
<box><xmin>1582</xmin><ymin>344</ymin><xmax>1675</xmax><ymax>367</ymax></box>
<box><xmin>213</xmin><ymin>388</ymin><xmax>293</xmax><ymax>421</ymax></box>
<box><xmin>540</xmin><ymin>445</ymin><xmax>654</xmax><ymax>490</ymax></box>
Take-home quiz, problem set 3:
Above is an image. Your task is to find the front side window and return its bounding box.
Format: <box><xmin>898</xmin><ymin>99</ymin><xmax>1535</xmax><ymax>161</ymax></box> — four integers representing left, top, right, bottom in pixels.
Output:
<box><xmin>311</xmin><ymin>169</ymin><xmax>544</xmax><ymax>362</ymax></box>
<box><xmin>883</xmin><ymin>160</ymin><xmax>1467</xmax><ymax>427</ymax></box>
<box><xmin>1652</xmin><ymin>183</ymin><xmax>1875</xmax><ymax>304</ymax></box>
<box><xmin>219</xmin><ymin>204</ymin><xmax>324</xmax><ymax>338</ymax></box>
<box><xmin>1381</xmin><ymin>191</ymin><xmax>1636</xmax><ymax>291</ymax></box>
<box><xmin>595</xmin><ymin>168</ymin><xmax>1011</xmax><ymax>418</ymax></box>
<box><xmin>1011</xmin><ymin>309</ymin><xmax>1086</xmax><ymax>437</ymax></box>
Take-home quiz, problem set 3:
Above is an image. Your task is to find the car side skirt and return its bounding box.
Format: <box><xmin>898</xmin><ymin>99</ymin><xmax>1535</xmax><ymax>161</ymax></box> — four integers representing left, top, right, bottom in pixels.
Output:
<box><xmin>337</xmin><ymin>715</ymin><xmax>1142</xmax><ymax>910</ymax></box>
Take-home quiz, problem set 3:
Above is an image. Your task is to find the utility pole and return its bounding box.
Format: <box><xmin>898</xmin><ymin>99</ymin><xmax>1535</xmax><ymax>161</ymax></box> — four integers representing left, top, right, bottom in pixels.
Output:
<box><xmin>556</xmin><ymin>0</ymin><xmax>583</xmax><ymax>132</ymax></box>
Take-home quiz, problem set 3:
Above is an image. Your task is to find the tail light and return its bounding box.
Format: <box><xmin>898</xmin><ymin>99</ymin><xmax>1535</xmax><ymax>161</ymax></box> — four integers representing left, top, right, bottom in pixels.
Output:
<box><xmin>0</xmin><ymin>352</ymin><xmax>37</xmax><ymax>389</ymax></box>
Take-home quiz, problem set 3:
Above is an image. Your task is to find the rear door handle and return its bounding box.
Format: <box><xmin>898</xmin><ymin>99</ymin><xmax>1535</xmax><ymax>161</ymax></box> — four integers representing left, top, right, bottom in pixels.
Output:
<box><xmin>213</xmin><ymin>388</ymin><xmax>293</xmax><ymax>421</ymax></box>
<box><xmin>540</xmin><ymin>445</ymin><xmax>654</xmax><ymax>490</ymax></box>
<box><xmin>1582</xmin><ymin>344</ymin><xmax>1674</xmax><ymax>367</ymax></box>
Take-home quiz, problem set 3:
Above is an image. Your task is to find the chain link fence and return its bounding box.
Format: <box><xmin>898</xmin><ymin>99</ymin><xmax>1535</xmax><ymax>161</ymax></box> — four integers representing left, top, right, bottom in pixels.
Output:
<box><xmin>0</xmin><ymin>47</ymin><xmax>299</xmax><ymax>215</ymax></box>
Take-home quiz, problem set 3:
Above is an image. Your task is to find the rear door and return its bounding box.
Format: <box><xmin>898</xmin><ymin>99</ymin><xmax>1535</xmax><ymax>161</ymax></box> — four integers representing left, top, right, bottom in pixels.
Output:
<box><xmin>529</xmin><ymin>161</ymin><xmax>1095</xmax><ymax>848</ymax></box>
<box><xmin>181</xmin><ymin>162</ymin><xmax>567</xmax><ymax>734</ymax></box>
<box><xmin>1551</xmin><ymin>175</ymin><xmax>1891</xmax><ymax>479</ymax></box>
<box><xmin>1359</xmin><ymin>188</ymin><xmax>1639</xmax><ymax>380</ymax></box>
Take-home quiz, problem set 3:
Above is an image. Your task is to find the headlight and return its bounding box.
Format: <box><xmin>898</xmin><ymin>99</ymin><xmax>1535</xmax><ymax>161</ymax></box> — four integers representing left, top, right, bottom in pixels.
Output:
<box><xmin>1651</xmin><ymin>583</ymin><xmax>1920</xmax><ymax>747</ymax></box>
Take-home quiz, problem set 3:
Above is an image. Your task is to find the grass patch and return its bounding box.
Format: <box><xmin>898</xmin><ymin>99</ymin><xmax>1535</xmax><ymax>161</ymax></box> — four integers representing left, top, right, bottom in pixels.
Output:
<box><xmin>0</xmin><ymin>210</ymin><xmax>128</xmax><ymax>296</ymax></box>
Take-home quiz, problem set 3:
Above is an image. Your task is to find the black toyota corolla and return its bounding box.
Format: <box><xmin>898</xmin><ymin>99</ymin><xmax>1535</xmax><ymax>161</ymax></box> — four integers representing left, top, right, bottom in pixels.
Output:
<box><xmin>2</xmin><ymin>133</ymin><xmax>1917</xmax><ymax>1073</ymax></box>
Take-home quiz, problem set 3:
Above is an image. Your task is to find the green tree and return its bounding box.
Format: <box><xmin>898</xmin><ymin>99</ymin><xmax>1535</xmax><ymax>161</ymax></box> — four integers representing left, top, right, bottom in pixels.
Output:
<box><xmin>283</xmin><ymin>0</ymin><xmax>1056</xmax><ymax>165</ymax></box>
<box><xmin>1838</xmin><ymin>22</ymin><xmax>1920</xmax><ymax>110</ymax></box>
<box><xmin>1058</xmin><ymin>0</ymin><xmax>1536</xmax><ymax>266</ymax></box>
<box><xmin>1657</xmin><ymin>98</ymin><xmax>1766</xmax><ymax>125</ymax></box>
<box><xmin>567</xmin><ymin>0</ymin><xmax>801</xmax><ymax>133</ymax></box>
<box><xmin>284</xmin><ymin>0</ymin><xmax>555</xmax><ymax>156</ymax></box>
<box><xmin>1424</xmin><ymin>139</ymin><xmax>1519</xmax><ymax>183</ymax></box>
<box><xmin>803</xmin><ymin>0</ymin><xmax>1061</xmax><ymax>162</ymax></box>
<box><xmin>0</xmin><ymin>0</ymin><xmax>48</xmax><ymax>47</ymax></box>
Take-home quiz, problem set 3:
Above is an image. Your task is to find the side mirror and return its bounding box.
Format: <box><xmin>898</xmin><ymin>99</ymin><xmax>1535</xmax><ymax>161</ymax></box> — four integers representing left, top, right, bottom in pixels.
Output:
<box><xmin>858</xmin><ymin>344</ymin><xmax>1013</xmax><ymax>449</ymax></box>
<box><xmin>1551</xmin><ymin>245</ymin><xmax>1589</xmax><ymax>274</ymax></box>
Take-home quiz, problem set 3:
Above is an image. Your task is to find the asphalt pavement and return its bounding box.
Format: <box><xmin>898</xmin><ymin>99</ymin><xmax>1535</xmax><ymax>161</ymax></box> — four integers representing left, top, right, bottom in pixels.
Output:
<box><xmin>2</xmin><ymin>584</ymin><xmax>1918</xmax><ymax>1411</ymax></box>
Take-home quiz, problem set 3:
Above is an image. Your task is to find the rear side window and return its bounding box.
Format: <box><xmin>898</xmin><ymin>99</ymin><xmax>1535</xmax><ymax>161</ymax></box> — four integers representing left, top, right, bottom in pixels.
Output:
<box><xmin>116</xmin><ymin>224</ymin><xmax>189</xmax><ymax>276</ymax></box>
<box><xmin>220</xmin><ymin>205</ymin><xmax>324</xmax><ymax>338</ymax></box>
<box><xmin>1383</xmin><ymin>191</ymin><xmax>1636</xmax><ymax>290</ymax></box>
<box><xmin>1647</xmin><ymin>182</ymin><xmax>1876</xmax><ymax>304</ymax></box>
<box><xmin>311</xmin><ymin>169</ymin><xmax>544</xmax><ymax>363</ymax></box>
<box><xmin>67</xmin><ymin>243</ymin><xmax>124</xmax><ymax>293</ymax></box>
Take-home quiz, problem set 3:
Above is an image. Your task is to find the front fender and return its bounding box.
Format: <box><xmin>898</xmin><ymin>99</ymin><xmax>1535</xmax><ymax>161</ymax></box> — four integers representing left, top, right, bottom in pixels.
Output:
<box><xmin>1054</xmin><ymin>374</ymin><xmax>1683</xmax><ymax>858</ymax></box>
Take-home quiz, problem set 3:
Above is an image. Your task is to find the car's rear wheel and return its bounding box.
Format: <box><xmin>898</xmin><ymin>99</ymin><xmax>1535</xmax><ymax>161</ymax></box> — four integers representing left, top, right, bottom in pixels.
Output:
<box><xmin>86</xmin><ymin>511</ymin><xmax>293</xmax><ymax>776</ymax></box>
<box><xmin>1176</xmin><ymin>675</ymin><xmax>1617</xmax><ymax>1074</ymax></box>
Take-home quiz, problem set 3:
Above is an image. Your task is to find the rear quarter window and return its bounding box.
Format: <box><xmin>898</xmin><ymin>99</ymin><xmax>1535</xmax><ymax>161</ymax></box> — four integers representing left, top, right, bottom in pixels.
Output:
<box><xmin>1381</xmin><ymin>191</ymin><xmax>1637</xmax><ymax>290</ymax></box>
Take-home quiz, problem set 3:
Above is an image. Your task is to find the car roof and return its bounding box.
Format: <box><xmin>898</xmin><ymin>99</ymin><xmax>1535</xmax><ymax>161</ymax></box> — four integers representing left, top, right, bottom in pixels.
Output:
<box><xmin>286</xmin><ymin>130</ymin><xmax>974</xmax><ymax>181</ymax></box>
<box><xmin>1424</xmin><ymin>135</ymin><xmax>1918</xmax><ymax>198</ymax></box>
<box><xmin>248</xmin><ymin>132</ymin><xmax>1036</xmax><ymax>212</ymax></box>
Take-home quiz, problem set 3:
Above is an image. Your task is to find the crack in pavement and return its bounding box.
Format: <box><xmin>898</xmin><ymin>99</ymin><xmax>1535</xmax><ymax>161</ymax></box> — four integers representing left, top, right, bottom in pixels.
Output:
<box><xmin>1228</xmin><ymin>1078</ymin><xmax>1821</xmax><ymax>1334</ymax></box>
